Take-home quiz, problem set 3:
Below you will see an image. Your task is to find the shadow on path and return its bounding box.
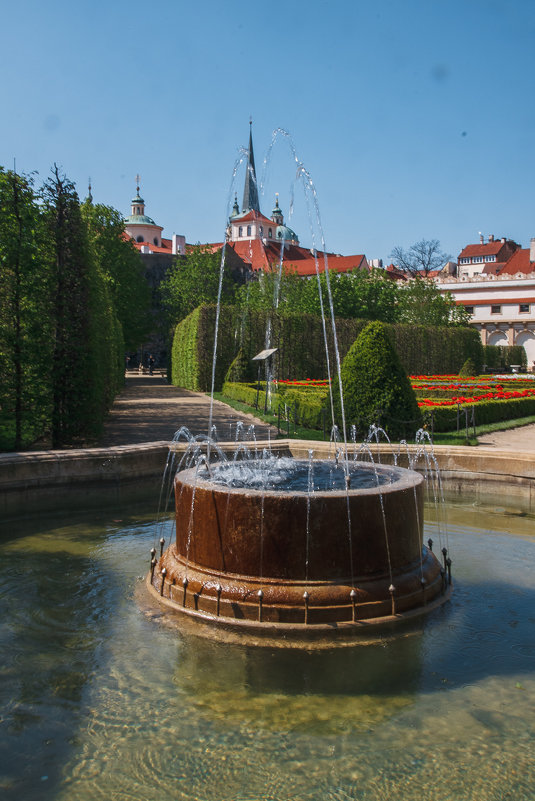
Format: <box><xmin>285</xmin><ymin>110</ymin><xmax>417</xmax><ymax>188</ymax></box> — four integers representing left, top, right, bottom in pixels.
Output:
<box><xmin>98</xmin><ymin>374</ymin><xmax>277</xmax><ymax>446</ymax></box>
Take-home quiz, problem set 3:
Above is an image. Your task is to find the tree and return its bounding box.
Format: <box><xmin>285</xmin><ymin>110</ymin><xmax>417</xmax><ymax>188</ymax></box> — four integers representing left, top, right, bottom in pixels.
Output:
<box><xmin>0</xmin><ymin>169</ymin><xmax>53</xmax><ymax>449</ymax></box>
<box><xmin>389</xmin><ymin>238</ymin><xmax>451</xmax><ymax>277</ymax></box>
<box><xmin>397</xmin><ymin>278</ymin><xmax>471</xmax><ymax>326</ymax></box>
<box><xmin>81</xmin><ymin>200</ymin><xmax>151</xmax><ymax>350</ymax></box>
<box><xmin>312</xmin><ymin>269</ymin><xmax>400</xmax><ymax>322</ymax></box>
<box><xmin>42</xmin><ymin>166</ymin><xmax>123</xmax><ymax>446</ymax></box>
<box><xmin>236</xmin><ymin>266</ymin><xmax>401</xmax><ymax>323</ymax></box>
<box><xmin>160</xmin><ymin>245</ymin><xmax>237</xmax><ymax>325</ymax></box>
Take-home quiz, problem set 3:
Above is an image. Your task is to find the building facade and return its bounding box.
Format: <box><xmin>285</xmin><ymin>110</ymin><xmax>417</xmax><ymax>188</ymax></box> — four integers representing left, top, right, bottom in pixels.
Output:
<box><xmin>436</xmin><ymin>236</ymin><xmax>535</xmax><ymax>365</ymax></box>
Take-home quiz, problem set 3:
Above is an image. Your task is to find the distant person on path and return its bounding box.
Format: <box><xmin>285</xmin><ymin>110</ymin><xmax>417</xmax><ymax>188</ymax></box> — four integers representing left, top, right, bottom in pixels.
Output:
<box><xmin>148</xmin><ymin>355</ymin><xmax>155</xmax><ymax>375</ymax></box>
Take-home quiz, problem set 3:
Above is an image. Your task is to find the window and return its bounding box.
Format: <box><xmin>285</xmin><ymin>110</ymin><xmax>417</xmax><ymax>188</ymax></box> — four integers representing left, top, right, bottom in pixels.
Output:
<box><xmin>519</xmin><ymin>303</ymin><xmax>530</xmax><ymax>313</ymax></box>
<box><xmin>268</xmin><ymin>228</ymin><xmax>272</xmax><ymax>238</ymax></box>
<box><xmin>460</xmin><ymin>257</ymin><xmax>470</xmax><ymax>264</ymax></box>
<box><xmin>238</xmin><ymin>226</ymin><xmax>243</xmax><ymax>237</ymax></box>
<box><xmin>153</xmin><ymin>237</ymin><xmax>159</xmax><ymax>246</ymax></box>
<box><xmin>484</xmin><ymin>255</ymin><xmax>496</xmax><ymax>262</ymax></box>
<box><xmin>473</xmin><ymin>256</ymin><xmax>484</xmax><ymax>264</ymax></box>
<box><xmin>465</xmin><ymin>306</ymin><xmax>474</xmax><ymax>315</ymax></box>
<box><xmin>247</xmin><ymin>225</ymin><xmax>252</xmax><ymax>236</ymax></box>
<box><xmin>491</xmin><ymin>305</ymin><xmax>502</xmax><ymax>314</ymax></box>
<box><xmin>136</xmin><ymin>235</ymin><xmax>144</xmax><ymax>243</ymax></box>
<box><xmin>259</xmin><ymin>226</ymin><xmax>263</xmax><ymax>236</ymax></box>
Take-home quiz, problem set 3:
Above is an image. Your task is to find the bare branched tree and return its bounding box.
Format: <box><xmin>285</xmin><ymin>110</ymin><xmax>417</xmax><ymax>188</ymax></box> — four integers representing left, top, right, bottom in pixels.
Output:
<box><xmin>389</xmin><ymin>239</ymin><xmax>451</xmax><ymax>277</ymax></box>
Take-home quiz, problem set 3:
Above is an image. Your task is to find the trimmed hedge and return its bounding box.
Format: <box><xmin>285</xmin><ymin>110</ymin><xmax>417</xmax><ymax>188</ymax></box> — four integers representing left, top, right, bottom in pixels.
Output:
<box><xmin>425</xmin><ymin>396</ymin><xmax>535</xmax><ymax>432</ymax></box>
<box><xmin>222</xmin><ymin>381</ymin><xmax>265</xmax><ymax>407</ymax></box>
<box><xmin>225</xmin><ymin>347</ymin><xmax>255</xmax><ymax>383</ymax></box>
<box><xmin>338</xmin><ymin>321</ymin><xmax>422</xmax><ymax>439</ymax></box>
<box><xmin>171</xmin><ymin>305</ymin><xmax>484</xmax><ymax>391</ymax></box>
<box><xmin>483</xmin><ymin>344</ymin><xmax>527</xmax><ymax>370</ymax></box>
<box><xmin>222</xmin><ymin>381</ymin><xmax>329</xmax><ymax>430</ymax></box>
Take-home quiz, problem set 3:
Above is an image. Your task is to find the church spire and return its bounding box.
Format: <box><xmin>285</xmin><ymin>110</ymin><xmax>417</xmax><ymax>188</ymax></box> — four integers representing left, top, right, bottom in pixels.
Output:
<box><xmin>242</xmin><ymin>119</ymin><xmax>260</xmax><ymax>213</ymax></box>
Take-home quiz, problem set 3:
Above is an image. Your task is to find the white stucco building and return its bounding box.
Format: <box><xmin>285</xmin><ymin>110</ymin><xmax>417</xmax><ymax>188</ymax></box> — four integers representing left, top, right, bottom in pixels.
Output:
<box><xmin>436</xmin><ymin>237</ymin><xmax>535</xmax><ymax>365</ymax></box>
<box><xmin>124</xmin><ymin>186</ymin><xmax>185</xmax><ymax>256</ymax></box>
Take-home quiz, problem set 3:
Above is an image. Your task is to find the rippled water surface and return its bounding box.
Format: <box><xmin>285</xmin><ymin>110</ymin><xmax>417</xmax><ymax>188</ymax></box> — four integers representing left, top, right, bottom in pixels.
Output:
<box><xmin>201</xmin><ymin>457</ymin><xmax>395</xmax><ymax>491</ymax></box>
<box><xmin>0</xmin><ymin>497</ymin><xmax>534</xmax><ymax>800</ymax></box>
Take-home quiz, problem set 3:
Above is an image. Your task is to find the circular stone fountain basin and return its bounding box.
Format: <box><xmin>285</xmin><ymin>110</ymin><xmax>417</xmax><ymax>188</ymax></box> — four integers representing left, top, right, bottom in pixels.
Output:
<box><xmin>150</xmin><ymin>459</ymin><xmax>448</xmax><ymax>639</ymax></box>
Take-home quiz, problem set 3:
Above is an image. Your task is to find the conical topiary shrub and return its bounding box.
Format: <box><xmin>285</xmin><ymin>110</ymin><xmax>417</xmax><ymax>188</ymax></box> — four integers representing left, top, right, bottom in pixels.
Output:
<box><xmin>458</xmin><ymin>357</ymin><xmax>477</xmax><ymax>377</ymax></box>
<box><xmin>224</xmin><ymin>347</ymin><xmax>255</xmax><ymax>384</ymax></box>
<box><xmin>340</xmin><ymin>321</ymin><xmax>422</xmax><ymax>440</ymax></box>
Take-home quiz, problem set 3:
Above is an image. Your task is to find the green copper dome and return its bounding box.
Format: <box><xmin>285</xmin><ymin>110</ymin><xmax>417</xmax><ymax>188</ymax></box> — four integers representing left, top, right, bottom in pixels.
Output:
<box><xmin>276</xmin><ymin>224</ymin><xmax>298</xmax><ymax>243</ymax></box>
<box><xmin>125</xmin><ymin>214</ymin><xmax>157</xmax><ymax>225</ymax></box>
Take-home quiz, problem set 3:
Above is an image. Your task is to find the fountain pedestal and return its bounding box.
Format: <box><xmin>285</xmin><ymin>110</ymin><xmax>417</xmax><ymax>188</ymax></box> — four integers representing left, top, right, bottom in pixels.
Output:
<box><xmin>149</xmin><ymin>460</ymin><xmax>449</xmax><ymax>641</ymax></box>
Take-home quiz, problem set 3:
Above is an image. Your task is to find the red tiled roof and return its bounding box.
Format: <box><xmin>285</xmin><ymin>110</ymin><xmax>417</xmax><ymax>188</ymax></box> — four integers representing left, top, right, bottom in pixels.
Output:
<box><xmin>384</xmin><ymin>264</ymin><xmax>408</xmax><ymax>281</ymax></box>
<box><xmin>458</xmin><ymin>242</ymin><xmax>509</xmax><ymax>259</ymax></box>
<box><xmin>481</xmin><ymin>262</ymin><xmax>506</xmax><ymax>275</ymax></box>
<box><xmin>231</xmin><ymin>210</ymin><xmax>273</xmax><ymax>225</ymax></box>
<box><xmin>499</xmin><ymin>248</ymin><xmax>535</xmax><ymax>275</ymax></box>
<box><xmin>126</xmin><ymin>233</ymin><xmax>173</xmax><ymax>254</ymax></box>
<box><xmin>227</xmin><ymin>240</ymin><xmax>367</xmax><ymax>275</ymax></box>
<box><xmin>456</xmin><ymin>297</ymin><xmax>535</xmax><ymax>305</ymax></box>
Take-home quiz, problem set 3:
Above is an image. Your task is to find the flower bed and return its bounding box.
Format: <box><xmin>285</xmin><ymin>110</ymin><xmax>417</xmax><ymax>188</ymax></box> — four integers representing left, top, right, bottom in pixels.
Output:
<box><xmin>275</xmin><ymin>379</ymin><xmax>331</xmax><ymax>388</ymax></box>
<box><xmin>410</xmin><ymin>374</ymin><xmax>535</xmax><ymax>432</ymax></box>
<box><xmin>222</xmin><ymin>374</ymin><xmax>535</xmax><ymax>435</ymax></box>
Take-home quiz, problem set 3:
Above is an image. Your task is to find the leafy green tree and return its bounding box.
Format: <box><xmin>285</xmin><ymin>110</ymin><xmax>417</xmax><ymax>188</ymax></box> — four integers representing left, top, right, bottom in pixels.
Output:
<box><xmin>312</xmin><ymin>269</ymin><xmax>400</xmax><ymax>322</ymax></box>
<box><xmin>339</xmin><ymin>321</ymin><xmax>422</xmax><ymax>440</ymax></box>
<box><xmin>81</xmin><ymin>200</ymin><xmax>151</xmax><ymax>350</ymax></box>
<box><xmin>237</xmin><ymin>269</ymin><xmax>309</xmax><ymax>314</ymax></box>
<box><xmin>0</xmin><ymin>169</ymin><xmax>53</xmax><ymax>449</ymax></box>
<box><xmin>397</xmin><ymin>278</ymin><xmax>470</xmax><ymax>326</ymax></box>
<box><xmin>42</xmin><ymin>166</ymin><xmax>123</xmax><ymax>446</ymax></box>
<box><xmin>236</xmin><ymin>266</ymin><xmax>400</xmax><ymax>322</ymax></box>
<box><xmin>160</xmin><ymin>245</ymin><xmax>237</xmax><ymax>325</ymax></box>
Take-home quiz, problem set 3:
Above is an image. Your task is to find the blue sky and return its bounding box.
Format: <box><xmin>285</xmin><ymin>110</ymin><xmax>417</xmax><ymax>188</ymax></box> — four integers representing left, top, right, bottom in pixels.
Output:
<box><xmin>2</xmin><ymin>0</ymin><xmax>534</xmax><ymax>263</ymax></box>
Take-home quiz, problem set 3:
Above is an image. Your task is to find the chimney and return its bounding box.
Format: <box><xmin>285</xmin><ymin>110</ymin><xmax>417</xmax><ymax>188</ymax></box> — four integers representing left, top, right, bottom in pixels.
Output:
<box><xmin>530</xmin><ymin>238</ymin><xmax>535</xmax><ymax>263</ymax></box>
<box><xmin>479</xmin><ymin>233</ymin><xmax>484</xmax><ymax>244</ymax></box>
<box><xmin>172</xmin><ymin>234</ymin><xmax>186</xmax><ymax>255</ymax></box>
<box><xmin>489</xmin><ymin>234</ymin><xmax>494</xmax><ymax>242</ymax></box>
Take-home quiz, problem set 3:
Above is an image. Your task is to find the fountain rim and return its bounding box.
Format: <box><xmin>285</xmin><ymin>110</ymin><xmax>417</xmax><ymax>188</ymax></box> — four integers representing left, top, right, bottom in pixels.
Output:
<box><xmin>174</xmin><ymin>458</ymin><xmax>424</xmax><ymax>498</ymax></box>
<box><xmin>143</xmin><ymin>572</ymin><xmax>452</xmax><ymax>649</ymax></box>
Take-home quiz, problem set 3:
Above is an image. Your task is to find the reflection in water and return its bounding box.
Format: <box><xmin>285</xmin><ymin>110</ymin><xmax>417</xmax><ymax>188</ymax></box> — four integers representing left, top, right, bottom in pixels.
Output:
<box><xmin>0</xmin><ymin>499</ymin><xmax>534</xmax><ymax>800</ymax></box>
<box><xmin>176</xmin><ymin>634</ymin><xmax>422</xmax><ymax>734</ymax></box>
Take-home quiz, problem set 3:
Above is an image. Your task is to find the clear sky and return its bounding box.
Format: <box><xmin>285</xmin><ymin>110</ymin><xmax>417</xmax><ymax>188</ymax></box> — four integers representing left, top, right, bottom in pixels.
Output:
<box><xmin>2</xmin><ymin>0</ymin><xmax>534</xmax><ymax>263</ymax></box>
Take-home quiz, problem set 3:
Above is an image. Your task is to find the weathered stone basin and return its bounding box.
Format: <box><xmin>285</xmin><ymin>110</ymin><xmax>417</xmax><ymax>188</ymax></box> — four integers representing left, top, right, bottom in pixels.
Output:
<box><xmin>150</xmin><ymin>459</ymin><xmax>448</xmax><ymax>639</ymax></box>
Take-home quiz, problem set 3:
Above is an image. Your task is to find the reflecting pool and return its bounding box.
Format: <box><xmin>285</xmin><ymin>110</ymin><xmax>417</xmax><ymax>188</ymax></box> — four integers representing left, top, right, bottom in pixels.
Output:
<box><xmin>0</xmin><ymin>496</ymin><xmax>534</xmax><ymax>800</ymax></box>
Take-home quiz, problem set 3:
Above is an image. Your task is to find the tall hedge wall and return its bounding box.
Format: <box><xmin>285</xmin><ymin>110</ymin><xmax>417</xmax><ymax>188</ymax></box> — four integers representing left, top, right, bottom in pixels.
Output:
<box><xmin>483</xmin><ymin>344</ymin><xmax>527</xmax><ymax>370</ymax></box>
<box><xmin>171</xmin><ymin>305</ymin><xmax>484</xmax><ymax>391</ymax></box>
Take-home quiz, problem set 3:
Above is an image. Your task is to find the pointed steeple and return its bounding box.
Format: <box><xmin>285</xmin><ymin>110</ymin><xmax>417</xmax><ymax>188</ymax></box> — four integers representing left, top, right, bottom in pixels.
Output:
<box><xmin>242</xmin><ymin>119</ymin><xmax>260</xmax><ymax>213</ymax></box>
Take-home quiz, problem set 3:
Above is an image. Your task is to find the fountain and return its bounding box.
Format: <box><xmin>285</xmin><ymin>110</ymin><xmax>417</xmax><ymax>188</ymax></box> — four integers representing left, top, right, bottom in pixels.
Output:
<box><xmin>148</xmin><ymin>456</ymin><xmax>448</xmax><ymax>641</ymax></box>
<box><xmin>147</xmin><ymin>127</ymin><xmax>451</xmax><ymax>641</ymax></box>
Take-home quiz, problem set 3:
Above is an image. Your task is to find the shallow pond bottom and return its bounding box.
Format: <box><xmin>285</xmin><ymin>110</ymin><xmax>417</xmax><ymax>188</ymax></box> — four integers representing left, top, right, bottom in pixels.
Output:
<box><xmin>0</xmin><ymin>497</ymin><xmax>534</xmax><ymax>800</ymax></box>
